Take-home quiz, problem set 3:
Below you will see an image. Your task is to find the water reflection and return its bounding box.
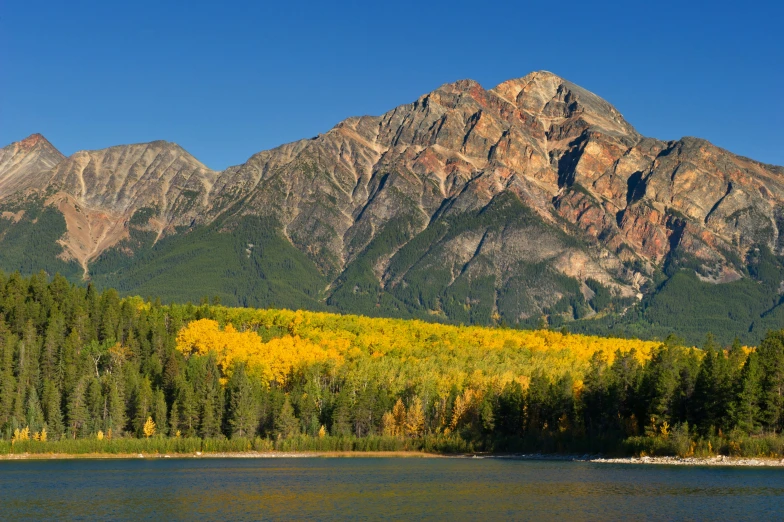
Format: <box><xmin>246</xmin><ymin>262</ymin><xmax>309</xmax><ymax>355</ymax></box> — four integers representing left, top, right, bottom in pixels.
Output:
<box><xmin>0</xmin><ymin>458</ymin><xmax>783</xmax><ymax>520</ymax></box>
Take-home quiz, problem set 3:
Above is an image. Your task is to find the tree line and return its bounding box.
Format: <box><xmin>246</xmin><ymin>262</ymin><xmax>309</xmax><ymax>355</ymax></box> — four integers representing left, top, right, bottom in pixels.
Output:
<box><xmin>1</xmin><ymin>271</ymin><xmax>784</xmax><ymax>456</ymax></box>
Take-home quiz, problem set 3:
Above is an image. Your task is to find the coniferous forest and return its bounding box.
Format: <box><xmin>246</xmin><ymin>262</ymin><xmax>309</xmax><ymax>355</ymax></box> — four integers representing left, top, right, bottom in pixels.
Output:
<box><xmin>2</xmin><ymin>270</ymin><xmax>784</xmax><ymax>458</ymax></box>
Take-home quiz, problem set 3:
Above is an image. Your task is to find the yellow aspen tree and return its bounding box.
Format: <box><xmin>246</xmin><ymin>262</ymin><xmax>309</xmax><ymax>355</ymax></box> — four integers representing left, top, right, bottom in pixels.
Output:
<box><xmin>97</xmin><ymin>430</ymin><xmax>104</xmax><ymax>440</ymax></box>
<box><xmin>381</xmin><ymin>411</ymin><xmax>397</xmax><ymax>436</ymax></box>
<box><xmin>318</xmin><ymin>425</ymin><xmax>327</xmax><ymax>438</ymax></box>
<box><xmin>405</xmin><ymin>397</ymin><xmax>425</xmax><ymax>438</ymax></box>
<box><xmin>392</xmin><ymin>398</ymin><xmax>406</xmax><ymax>434</ymax></box>
<box><xmin>40</xmin><ymin>428</ymin><xmax>47</xmax><ymax>442</ymax></box>
<box><xmin>143</xmin><ymin>417</ymin><xmax>156</xmax><ymax>438</ymax></box>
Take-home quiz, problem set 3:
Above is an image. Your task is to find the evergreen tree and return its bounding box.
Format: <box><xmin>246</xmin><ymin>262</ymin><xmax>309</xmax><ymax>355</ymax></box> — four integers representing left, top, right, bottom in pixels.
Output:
<box><xmin>86</xmin><ymin>377</ymin><xmax>104</xmax><ymax>433</ymax></box>
<box><xmin>133</xmin><ymin>377</ymin><xmax>154</xmax><ymax>437</ymax></box>
<box><xmin>25</xmin><ymin>388</ymin><xmax>45</xmax><ymax>434</ymax></box>
<box><xmin>582</xmin><ymin>352</ymin><xmax>611</xmax><ymax>434</ymax></box>
<box><xmin>169</xmin><ymin>400</ymin><xmax>180</xmax><ymax>436</ymax></box>
<box><xmin>757</xmin><ymin>331</ymin><xmax>784</xmax><ymax>432</ymax></box>
<box><xmin>41</xmin><ymin>380</ymin><xmax>64</xmax><ymax>438</ymax></box>
<box><xmin>228</xmin><ymin>364</ymin><xmax>260</xmax><ymax>438</ymax></box>
<box><xmin>275</xmin><ymin>395</ymin><xmax>299</xmax><ymax>439</ymax></box>
<box><xmin>106</xmin><ymin>377</ymin><xmax>126</xmax><ymax>436</ymax></box>
<box><xmin>176</xmin><ymin>379</ymin><xmax>199</xmax><ymax>438</ymax></box>
<box><xmin>729</xmin><ymin>351</ymin><xmax>762</xmax><ymax>433</ymax></box>
<box><xmin>0</xmin><ymin>323</ymin><xmax>18</xmax><ymax>430</ymax></box>
<box><xmin>67</xmin><ymin>378</ymin><xmax>89</xmax><ymax>438</ymax></box>
<box><xmin>495</xmin><ymin>381</ymin><xmax>524</xmax><ymax>437</ymax></box>
<box><xmin>153</xmin><ymin>388</ymin><xmax>168</xmax><ymax>436</ymax></box>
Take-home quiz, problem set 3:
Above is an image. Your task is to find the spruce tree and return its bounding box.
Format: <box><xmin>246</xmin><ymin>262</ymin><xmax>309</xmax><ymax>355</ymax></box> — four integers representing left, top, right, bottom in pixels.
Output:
<box><xmin>25</xmin><ymin>388</ymin><xmax>45</xmax><ymax>434</ymax></box>
<box><xmin>275</xmin><ymin>396</ymin><xmax>299</xmax><ymax>439</ymax></box>
<box><xmin>757</xmin><ymin>331</ymin><xmax>784</xmax><ymax>432</ymax></box>
<box><xmin>169</xmin><ymin>400</ymin><xmax>180</xmax><ymax>436</ymax></box>
<box><xmin>133</xmin><ymin>377</ymin><xmax>154</xmax><ymax>436</ymax></box>
<box><xmin>67</xmin><ymin>378</ymin><xmax>89</xmax><ymax>438</ymax></box>
<box><xmin>106</xmin><ymin>378</ymin><xmax>126</xmax><ymax>436</ymax></box>
<box><xmin>41</xmin><ymin>380</ymin><xmax>64</xmax><ymax>438</ymax></box>
<box><xmin>86</xmin><ymin>377</ymin><xmax>104</xmax><ymax>434</ymax></box>
<box><xmin>729</xmin><ymin>352</ymin><xmax>762</xmax><ymax>433</ymax></box>
<box><xmin>153</xmin><ymin>388</ymin><xmax>168</xmax><ymax>436</ymax></box>
<box><xmin>228</xmin><ymin>364</ymin><xmax>260</xmax><ymax>438</ymax></box>
<box><xmin>176</xmin><ymin>379</ymin><xmax>199</xmax><ymax>438</ymax></box>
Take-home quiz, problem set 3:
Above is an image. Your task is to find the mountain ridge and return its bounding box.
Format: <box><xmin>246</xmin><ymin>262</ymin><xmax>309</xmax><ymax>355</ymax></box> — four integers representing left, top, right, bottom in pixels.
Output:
<box><xmin>1</xmin><ymin>70</ymin><xmax>783</xmax><ymax>343</ymax></box>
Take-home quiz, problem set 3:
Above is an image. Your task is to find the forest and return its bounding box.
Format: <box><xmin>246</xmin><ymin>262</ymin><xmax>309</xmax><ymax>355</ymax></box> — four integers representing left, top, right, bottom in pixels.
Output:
<box><xmin>2</xmin><ymin>271</ymin><xmax>784</xmax><ymax>457</ymax></box>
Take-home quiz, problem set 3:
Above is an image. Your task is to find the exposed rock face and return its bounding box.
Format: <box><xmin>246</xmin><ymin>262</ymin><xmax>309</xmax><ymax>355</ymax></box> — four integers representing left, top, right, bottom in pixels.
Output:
<box><xmin>1</xmin><ymin>71</ymin><xmax>783</xmax><ymax>322</ymax></box>
<box><xmin>0</xmin><ymin>134</ymin><xmax>65</xmax><ymax>196</ymax></box>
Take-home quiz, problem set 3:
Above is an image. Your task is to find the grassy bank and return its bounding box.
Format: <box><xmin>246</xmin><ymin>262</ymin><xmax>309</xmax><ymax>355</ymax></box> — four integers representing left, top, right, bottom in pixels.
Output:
<box><xmin>0</xmin><ymin>434</ymin><xmax>475</xmax><ymax>456</ymax></box>
<box><xmin>4</xmin><ymin>432</ymin><xmax>784</xmax><ymax>460</ymax></box>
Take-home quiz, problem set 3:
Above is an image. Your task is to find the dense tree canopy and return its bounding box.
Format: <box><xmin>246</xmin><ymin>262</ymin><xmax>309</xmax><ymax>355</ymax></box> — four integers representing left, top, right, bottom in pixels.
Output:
<box><xmin>1</xmin><ymin>271</ymin><xmax>782</xmax><ymax>456</ymax></box>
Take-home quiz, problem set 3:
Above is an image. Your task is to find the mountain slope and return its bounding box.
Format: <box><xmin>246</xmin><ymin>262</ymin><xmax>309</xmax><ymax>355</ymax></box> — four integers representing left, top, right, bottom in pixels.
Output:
<box><xmin>1</xmin><ymin>71</ymin><xmax>783</xmax><ymax>343</ymax></box>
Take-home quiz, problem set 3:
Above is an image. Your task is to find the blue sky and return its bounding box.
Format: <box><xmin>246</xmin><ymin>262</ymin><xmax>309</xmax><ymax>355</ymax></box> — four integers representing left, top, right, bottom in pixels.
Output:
<box><xmin>2</xmin><ymin>1</ymin><xmax>782</xmax><ymax>170</ymax></box>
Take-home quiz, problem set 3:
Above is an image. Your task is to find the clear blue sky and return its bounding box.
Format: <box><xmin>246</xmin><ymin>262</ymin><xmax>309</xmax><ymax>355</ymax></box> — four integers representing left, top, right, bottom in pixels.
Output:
<box><xmin>2</xmin><ymin>1</ymin><xmax>782</xmax><ymax>170</ymax></box>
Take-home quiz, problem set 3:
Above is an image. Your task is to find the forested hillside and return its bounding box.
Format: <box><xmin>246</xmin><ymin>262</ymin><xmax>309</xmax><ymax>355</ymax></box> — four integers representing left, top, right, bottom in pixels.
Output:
<box><xmin>2</xmin><ymin>271</ymin><xmax>784</xmax><ymax>456</ymax></box>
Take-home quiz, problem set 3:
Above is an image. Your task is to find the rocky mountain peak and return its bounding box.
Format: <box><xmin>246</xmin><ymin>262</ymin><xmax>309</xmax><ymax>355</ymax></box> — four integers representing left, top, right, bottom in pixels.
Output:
<box><xmin>493</xmin><ymin>71</ymin><xmax>638</xmax><ymax>139</ymax></box>
<box><xmin>17</xmin><ymin>133</ymin><xmax>55</xmax><ymax>151</ymax></box>
<box><xmin>0</xmin><ymin>133</ymin><xmax>65</xmax><ymax>197</ymax></box>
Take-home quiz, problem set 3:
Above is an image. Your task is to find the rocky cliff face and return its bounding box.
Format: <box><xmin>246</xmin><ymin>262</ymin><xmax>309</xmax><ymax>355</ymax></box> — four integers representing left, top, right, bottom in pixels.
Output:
<box><xmin>0</xmin><ymin>134</ymin><xmax>64</xmax><ymax>197</ymax></box>
<box><xmin>1</xmin><ymin>71</ymin><xmax>782</xmax><ymax>327</ymax></box>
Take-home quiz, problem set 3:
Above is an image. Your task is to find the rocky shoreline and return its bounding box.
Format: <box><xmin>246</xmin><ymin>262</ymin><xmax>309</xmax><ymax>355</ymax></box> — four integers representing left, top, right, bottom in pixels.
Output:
<box><xmin>589</xmin><ymin>455</ymin><xmax>784</xmax><ymax>467</ymax></box>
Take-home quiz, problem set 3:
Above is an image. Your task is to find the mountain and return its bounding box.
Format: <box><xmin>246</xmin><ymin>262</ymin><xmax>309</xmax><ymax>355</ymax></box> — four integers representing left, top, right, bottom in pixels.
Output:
<box><xmin>1</xmin><ymin>71</ymin><xmax>783</xmax><ymax>344</ymax></box>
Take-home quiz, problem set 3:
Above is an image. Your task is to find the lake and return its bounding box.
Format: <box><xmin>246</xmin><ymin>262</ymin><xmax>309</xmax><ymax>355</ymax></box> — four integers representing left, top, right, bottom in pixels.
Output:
<box><xmin>1</xmin><ymin>457</ymin><xmax>783</xmax><ymax>520</ymax></box>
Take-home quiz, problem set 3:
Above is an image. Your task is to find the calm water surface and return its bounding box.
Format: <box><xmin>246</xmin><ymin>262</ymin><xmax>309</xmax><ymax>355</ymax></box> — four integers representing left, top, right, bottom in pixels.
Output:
<box><xmin>0</xmin><ymin>457</ymin><xmax>783</xmax><ymax>520</ymax></box>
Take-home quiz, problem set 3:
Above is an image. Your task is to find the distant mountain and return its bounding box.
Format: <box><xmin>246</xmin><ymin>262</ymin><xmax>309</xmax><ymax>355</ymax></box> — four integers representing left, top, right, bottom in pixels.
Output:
<box><xmin>2</xmin><ymin>71</ymin><xmax>783</xmax><ymax>344</ymax></box>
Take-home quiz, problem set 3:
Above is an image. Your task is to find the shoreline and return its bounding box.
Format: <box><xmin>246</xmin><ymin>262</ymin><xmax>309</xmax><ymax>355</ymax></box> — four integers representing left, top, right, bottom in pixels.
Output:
<box><xmin>0</xmin><ymin>450</ymin><xmax>443</xmax><ymax>460</ymax></box>
<box><xmin>2</xmin><ymin>451</ymin><xmax>784</xmax><ymax>467</ymax></box>
<box><xmin>589</xmin><ymin>455</ymin><xmax>784</xmax><ymax>467</ymax></box>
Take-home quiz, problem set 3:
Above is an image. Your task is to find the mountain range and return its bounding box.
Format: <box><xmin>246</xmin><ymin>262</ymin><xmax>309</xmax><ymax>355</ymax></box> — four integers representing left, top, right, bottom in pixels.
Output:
<box><xmin>2</xmin><ymin>71</ymin><xmax>783</xmax><ymax>344</ymax></box>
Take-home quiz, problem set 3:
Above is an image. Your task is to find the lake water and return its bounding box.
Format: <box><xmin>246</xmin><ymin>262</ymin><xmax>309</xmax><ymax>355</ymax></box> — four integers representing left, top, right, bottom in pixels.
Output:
<box><xmin>1</xmin><ymin>457</ymin><xmax>783</xmax><ymax>520</ymax></box>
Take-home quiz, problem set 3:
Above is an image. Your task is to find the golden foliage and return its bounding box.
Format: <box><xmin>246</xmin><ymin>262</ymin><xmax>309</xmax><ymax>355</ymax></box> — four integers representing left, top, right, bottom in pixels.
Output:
<box><xmin>143</xmin><ymin>417</ymin><xmax>156</xmax><ymax>438</ymax></box>
<box><xmin>405</xmin><ymin>397</ymin><xmax>425</xmax><ymax>438</ymax></box>
<box><xmin>381</xmin><ymin>412</ymin><xmax>398</xmax><ymax>436</ymax></box>
<box><xmin>96</xmin><ymin>430</ymin><xmax>104</xmax><ymax>441</ymax></box>
<box><xmin>12</xmin><ymin>426</ymin><xmax>30</xmax><ymax>444</ymax></box>
<box><xmin>450</xmin><ymin>389</ymin><xmax>481</xmax><ymax>431</ymax></box>
<box><xmin>318</xmin><ymin>425</ymin><xmax>327</xmax><ymax>438</ymax></box>
<box><xmin>175</xmin><ymin>307</ymin><xmax>661</xmax><ymax>393</ymax></box>
<box><xmin>176</xmin><ymin>319</ymin><xmax>344</xmax><ymax>385</ymax></box>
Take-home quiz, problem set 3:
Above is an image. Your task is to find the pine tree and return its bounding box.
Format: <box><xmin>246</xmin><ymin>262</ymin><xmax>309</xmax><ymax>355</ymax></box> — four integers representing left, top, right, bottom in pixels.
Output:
<box><xmin>582</xmin><ymin>352</ymin><xmax>611</xmax><ymax>434</ymax></box>
<box><xmin>275</xmin><ymin>396</ymin><xmax>299</xmax><ymax>439</ymax></box>
<box><xmin>176</xmin><ymin>379</ymin><xmax>199</xmax><ymax>438</ymax></box>
<box><xmin>67</xmin><ymin>378</ymin><xmax>89</xmax><ymax>438</ymax></box>
<box><xmin>133</xmin><ymin>377</ymin><xmax>154</xmax><ymax>437</ymax></box>
<box><xmin>169</xmin><ymin>400</ymin><xmax>180</xmax><ymax>436</ymax></box>
<box><xmin>153</xmin><ymin>388</ymin><xmax>168</xmax><ymax>436</ymax></box>
<box><xmin>729</xmin><ymin>352</ymin><xmax>762</xmax><ymax>433</ymax></box>
<box><xmin>228</xmin><ymin>364</ymin><xmax>260</xmax><ymax>438</ymax></box>
<box><xmin>496</xmin><ymin>381</ymin><xmax>524</xmax><ymax>437</ymax></box>
<box><xmin>86</xmin><ymin>378</ymin><xmax>104</xmax><ymax>434</ymax></box>
<box><xmin>25</xmin><ymin>388</ymin><xmax>45</xmax><ymax>434</ymax></box>
<box><xmin>106</xmin><ymin>378</ymin><xmax>126</xmax><ymax>436</ymax></box>
<box><xmin>41</xmin><ymin>379</ymin><xmax>64</xmax><ymax>438</ymax></box>
<box><xmin>757</xmin><ymin>331</ymin><xmax>784</xmax><ymax>432</ymax></box>
<box><xmin>0</xmin><ymin>322</ymin><xmax>18</xmax><ymax>430</ymax></box>
<box><xmin>200</xmin><ymin>392</ymin><xmax>220</xmax><ymax>438</ymax></box>
<box><xmin>330</xmin><ymin>389</ymin><xmax>352</xmax><ymax>437</ymax></box>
